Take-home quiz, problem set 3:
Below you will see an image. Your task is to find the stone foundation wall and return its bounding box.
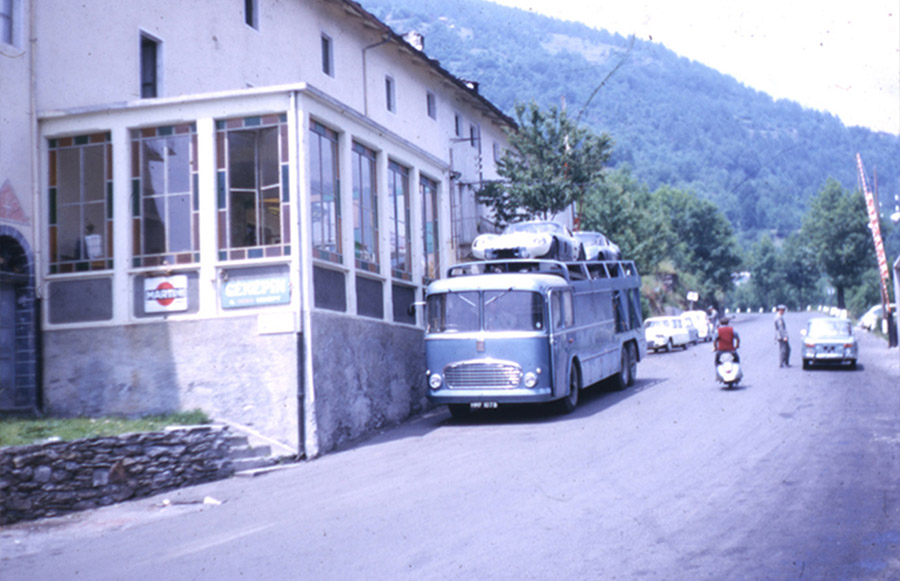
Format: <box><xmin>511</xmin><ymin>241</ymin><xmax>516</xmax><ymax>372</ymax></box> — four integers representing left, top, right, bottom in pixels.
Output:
<box><xmin>311</xmin><ymin>311</ymin><xmax>429</xmax><ymax>453</ymax></box>
<box><xmin>0</xmin><ymin>425</ymin><xmax>234</xmax><ymax>525</ymax></box>
<box><xmin>42</xmin><ymin>318</ymin><xmax>300</xmax><ymax>451</ymax></box>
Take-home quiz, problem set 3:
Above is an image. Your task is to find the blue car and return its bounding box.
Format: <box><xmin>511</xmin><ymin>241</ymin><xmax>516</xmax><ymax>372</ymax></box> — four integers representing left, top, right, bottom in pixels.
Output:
<box><xmin>801</xmin><ymin>318</ymin><xmax>858</xmax><ymax>369</ymax></box>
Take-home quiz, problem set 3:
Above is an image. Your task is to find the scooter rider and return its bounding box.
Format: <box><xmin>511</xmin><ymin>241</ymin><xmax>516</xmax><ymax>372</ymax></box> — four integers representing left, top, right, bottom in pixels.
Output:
<box><xmin>713</xmin><ymin>317</ymin><xmax>740</xmax><ymax>365</ymax></box>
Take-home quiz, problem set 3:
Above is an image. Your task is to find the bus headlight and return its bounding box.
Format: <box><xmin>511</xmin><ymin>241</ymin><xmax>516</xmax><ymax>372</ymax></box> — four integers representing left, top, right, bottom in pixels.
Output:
<box><xmin>524</xmin><ymin>371</ymin><xmax>538</xmax><ymax>388</ymax></box>
<box><xmin>429</xmin><ymin>373</ymin><xmax>443</xmax><ymax>389</ymax></box>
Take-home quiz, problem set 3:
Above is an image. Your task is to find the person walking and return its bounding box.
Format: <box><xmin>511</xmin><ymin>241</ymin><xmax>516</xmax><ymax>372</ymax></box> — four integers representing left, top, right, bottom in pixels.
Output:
<box><xmin>774</xmin><ymin>305</ymin><xmax>790</xmax><ymax>367</ymax></box>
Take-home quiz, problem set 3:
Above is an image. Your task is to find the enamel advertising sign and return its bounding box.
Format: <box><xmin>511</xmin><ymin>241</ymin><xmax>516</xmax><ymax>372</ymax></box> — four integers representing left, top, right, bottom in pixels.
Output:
<box><xmin>220</xmin><ymin>274</ymin><xmax>291</xmax><ymax>309</ymax></box>
<box><xmin>144</xmin><ymin>275</ymin><xmax>189</xmax><ymax>313</ymax></box>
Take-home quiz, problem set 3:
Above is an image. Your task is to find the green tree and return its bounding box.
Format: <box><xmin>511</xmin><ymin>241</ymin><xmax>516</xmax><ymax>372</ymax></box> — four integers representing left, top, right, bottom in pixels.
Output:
<box><xmin>800</xmin><ymin>178</ymin><xmax>873</xmax><ymax>309</ymax></box>
<box><xmin>578</xmin><ymin>166</ymin><xmax>669</xmax><ymax>275</ymax></box>
<box><xmin>652</xmin><ymin>186</ymin><xmax>743</xmax><ymax>304</ymax></box>
<box><xmin>477</xmin><ymin>102</ymin><xmax>613</xmax><ymax>225</ymax></box>
<box><xmin>747</xmin><ymin>234</ymin><xmax>782</xmax><ymax>308</ymax></box>
<box><xmin>779</xmin><ymin>232</ymin><xmax>820</xmax><ymax>309</ymax></box>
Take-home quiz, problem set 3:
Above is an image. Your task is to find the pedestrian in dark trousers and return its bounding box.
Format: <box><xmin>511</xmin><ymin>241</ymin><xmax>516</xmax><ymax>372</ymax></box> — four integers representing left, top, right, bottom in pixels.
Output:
<box><xmin>774</xmin><ymin>305</ymin><xmax>790</xmax><ymax>367</ymax></box>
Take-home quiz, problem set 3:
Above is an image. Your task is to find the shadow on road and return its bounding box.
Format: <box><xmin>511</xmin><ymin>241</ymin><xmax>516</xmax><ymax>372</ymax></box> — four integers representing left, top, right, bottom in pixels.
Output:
<box><xmin>343</xmin><ymin>376</ymin><xmax>671</xmax><ymax>454</ymax></box>
<box><xmin>717</xmin><ymin>383</ymin><xmax>749</xmax><ymax>392</ymax></box>
<box><xmin>439</xmin><ymin>375</ymin><xmax>669</xmax><ymax>427</ymax></box>
<box><xmin>801</xmin><ymin>364</ymin><xmax>865</xmax><ymax>372</ymax></box>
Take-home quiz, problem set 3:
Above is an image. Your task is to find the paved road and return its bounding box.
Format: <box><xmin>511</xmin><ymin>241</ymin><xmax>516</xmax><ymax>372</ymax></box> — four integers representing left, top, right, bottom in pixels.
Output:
<box><xmin>3</xmin><ymin>311</ymin><xmax>898</xmax><ymax>580</ymax></box>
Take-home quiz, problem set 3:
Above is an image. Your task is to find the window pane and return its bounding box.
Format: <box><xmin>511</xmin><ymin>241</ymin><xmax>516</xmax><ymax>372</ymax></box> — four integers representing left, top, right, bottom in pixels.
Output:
<box><xmin>310</xmin><ymin>135</ymin><xmax>322</xmax><ymax>196</ymax></box>
<box><xmin>260</xmin><ymin>185</ymin><xmax>280</xmax><ymax>245</ymax></box>
<box><xmin>218</xmin><ymin>116</ymin><xmax>289</xmax><ymax>258</ymax></box>
<box><xmin>421</xmin><ymin>177</ymin><xmax>439</xmax><ymax>280</ymax></box>
<box><xmin>484</xmin><ymin>291</ymin><xmax>543</xmax><ymax>331</ymax></box>
<box><xmin>143</xmin><ymin>197</ymin><xmax>166</xmax><ymax>254</ymax></box>
<box><xmin>259</xmin><ymin>127</ymin><xmax>279</xmax><ymax>187</ymax></box>
<box><xmin>311</xmin><ymin>125</ymin><xmax>340</xmax><ymax>260</ymax></box>
<box><xmin>167</xmin><ymin>135</ymin><xmax>191</xmax><ymax>193</ymax></box>
<box><xmin>167</xmin><ymin>194</ymin><xmax>192</xmax><ymax>252</ymax></box>
<box><xmin>353</xmin><ymin>144</ymin><xmax>377</xmax><ymax>264</ymax></box>
<box><xmin>427</xmin><ymin>292</ymin><xmax>479</xmax><ymax>333</ymax></box>
<box><xmin>49</xmin><ymin>135</ymin><xmax>111</xmax><ymax>270</ymax></box>
<box><xmin>134</xmin><ymin>129</ymin><xmax>196</xmax><ymax>261</ymax></box>
<box><xmin>389</xmin><ymin>162</ymin><xmax>410</xmax><ymax>275</ymax></box>
<box><xmin>83</xmin><ymin>202</ymin><xmax>105</xmax><ymax>258</ymax></box>
<box><xmin>321</xmin><ymin>140</ymin><xmax>335</xmax><ymax>197</ymax></box>
<box><xmin>140</xmin><ymin>37</ymin><xmax>158</xmax><ymax>98</ymax></box>
<box><xmin>57</xmin><ymin>204</ymin><xmax>81</xmax><ymax>261</ymax></box>
<box><xmin>142</xmin><ymin>139</ymin><xmax>165</xmax><ymax>197</ymax></box>
<box><xmin>321</xmin><ymin>35</ymin><xmax>332</xmax><ymax>75</ymax></box>
<box><xmin>57</xmin><ymin>148</ymin><xmax>81</xmax><ymax>206</ymax></box>
<box><xmin>1</xmin><ymin>0</ymin><xmax>12</xmax><ymax>45</ymax></box>
<box><xmin>230</xmin><ymin>190</ymin><xmax>256</xmax><ymax>247</ymax></box>
<box><xmin>228</xmin><ymin>131</ymin><xmax>256</xmax><ymax>190</ymax></box>
<box><xmin>385</xmin><ymin>77</ymin><xmax>394</xmax><ymax>111</ymax></box>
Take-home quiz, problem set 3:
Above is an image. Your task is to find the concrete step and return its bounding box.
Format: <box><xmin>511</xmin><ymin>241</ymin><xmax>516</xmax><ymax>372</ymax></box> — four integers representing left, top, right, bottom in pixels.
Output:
<box><xmin>225</xmin><ymin>435</ymin><xmax>250</xmax><ymax>447</ymax></box>
<box><xmin>216</xmin><ymin>420</ymin><xmax>301</xmax><ymax>477</ymax></box>
<box><xmin>231</xmin><ymin>456</ymin><xmax>277</xmax><ymax>473</ymax></box>
<box><xmin>228</xmin><ymin>444</ymin><xmax>272</xmax><ymax>460</ymax></box>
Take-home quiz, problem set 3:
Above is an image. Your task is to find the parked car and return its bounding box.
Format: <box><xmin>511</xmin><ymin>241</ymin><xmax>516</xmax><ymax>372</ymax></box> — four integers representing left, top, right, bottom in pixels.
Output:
<box><xmin>680</xmin><ymin>315</ymin><xmax>700</xmax><ymax>344</ymax></box>
<box><xmin>858</xmin><ymin>305</ymin><xmax>882</xmax><ymax>331</ymax></box>
<box><xmin>573</xmin><ymin>231</ymin><xmax>620</xmax><ymax>261</ymax></box>
<box><xmin>471</xmin><ymin>221</ymin><xmax>583</xmax><ymax>261</ymax></box>
<box><xmin>801</xmin><ymin>317</ymin><xmax>858</xmax><ymax>369</ymax></box>
<box><xmin>682</xmin><ymin>310</ymin><xmax>714</xmax><ymax>342</ymax></box>
<box><xmin>644</xmin><ymin>316</ymin><xmax>692</xmax><ymax>352</ymax></box>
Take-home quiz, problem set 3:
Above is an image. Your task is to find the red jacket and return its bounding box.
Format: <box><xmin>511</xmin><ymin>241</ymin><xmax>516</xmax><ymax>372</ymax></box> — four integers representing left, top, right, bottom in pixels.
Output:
<box><xmin>715</xmin><ymin>326</ymin><xmax>738</xmax><ymax>351</ymax></box>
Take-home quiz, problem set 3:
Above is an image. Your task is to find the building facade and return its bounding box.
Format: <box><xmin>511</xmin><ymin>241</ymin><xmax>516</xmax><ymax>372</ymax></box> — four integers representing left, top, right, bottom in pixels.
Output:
<box><xmin>0</xmin><ymin>0</ymin><xmax>514</xmax><ymax>456</ymax></box>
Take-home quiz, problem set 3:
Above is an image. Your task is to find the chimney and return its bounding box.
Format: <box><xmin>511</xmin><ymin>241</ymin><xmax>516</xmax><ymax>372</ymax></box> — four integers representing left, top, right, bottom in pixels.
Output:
<box><xmin>404</xmin><ymin>31</ymin><xmax>424</xmax><ymax>51</ymax></box>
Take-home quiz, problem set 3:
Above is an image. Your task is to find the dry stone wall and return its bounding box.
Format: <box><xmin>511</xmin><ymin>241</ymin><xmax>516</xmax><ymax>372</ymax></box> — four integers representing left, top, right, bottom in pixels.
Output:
<box><xmin>0</xmin><ymin>425</ymin><xmax>234</xmax><ymax>524</ymax></box>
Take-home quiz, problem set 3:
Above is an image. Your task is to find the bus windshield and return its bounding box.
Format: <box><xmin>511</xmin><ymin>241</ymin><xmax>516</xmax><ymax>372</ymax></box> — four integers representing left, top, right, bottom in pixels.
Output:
<box><xmin>484</xmin><ymin>290</ymin><xmax>544</xmax><ymax>332</ymax></box>
<box><xmin>426</xmin><ymin>290</ymin><xmax>544</xmax><ymax>333</ymax></box>
<box><xmin>427</xmin><ymin>292</ymin><xmax>479</xmax><ymax>333</ymax></box>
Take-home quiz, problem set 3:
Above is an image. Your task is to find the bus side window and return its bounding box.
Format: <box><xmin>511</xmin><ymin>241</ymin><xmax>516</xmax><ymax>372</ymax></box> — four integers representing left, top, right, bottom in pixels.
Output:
<box><xmin>614</xmin><ymin>290</ymin><xmax>627</xmax><ymax>332</ymax></box>
<box><xmin>551</xmin><ymin>292</ymin><xmax>563</xmax><ymax>330</ymax></box>
<box><xmin>551</xmin><ymin>290</ymin><xmax>575</xmax><ymax>330</ymax></box>
<box><xmin>562</xmin><ymin>291</ymin><xmax>574</xmax><ymax>327</ymax></box>
<box><xmin>628</xmin><ymin>288</ymin><xmax>643</xmax><ymax>329</ymax></box>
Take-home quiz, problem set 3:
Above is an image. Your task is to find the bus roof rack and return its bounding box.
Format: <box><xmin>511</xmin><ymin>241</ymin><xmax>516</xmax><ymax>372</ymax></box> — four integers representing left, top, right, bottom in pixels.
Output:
<box><xmin>447</xmin><ymin>259</ymin><xmax>638</xmax><ymax>281</ymax></box>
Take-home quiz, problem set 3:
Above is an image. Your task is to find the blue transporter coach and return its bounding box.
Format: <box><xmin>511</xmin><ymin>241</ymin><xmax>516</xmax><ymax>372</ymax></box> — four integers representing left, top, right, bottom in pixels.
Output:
<box><xmin>424</xmin><ymin>259</ymin><xmax>646</xmax><ymax>418</ymax></box>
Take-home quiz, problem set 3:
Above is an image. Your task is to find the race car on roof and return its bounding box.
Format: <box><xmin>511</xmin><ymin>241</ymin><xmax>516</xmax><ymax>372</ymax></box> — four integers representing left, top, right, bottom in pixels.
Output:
<box><xmin>471</xmin><ymin>221</ymin><xmax>584</xmax><ymax>261</ymax></box>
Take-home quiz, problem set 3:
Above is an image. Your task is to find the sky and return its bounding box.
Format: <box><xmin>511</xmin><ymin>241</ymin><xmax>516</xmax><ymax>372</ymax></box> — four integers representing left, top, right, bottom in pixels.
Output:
<box><xmin>488</xmin><ymin>0</ymin><xmax>900</xmax><ymax>136</ymax></box>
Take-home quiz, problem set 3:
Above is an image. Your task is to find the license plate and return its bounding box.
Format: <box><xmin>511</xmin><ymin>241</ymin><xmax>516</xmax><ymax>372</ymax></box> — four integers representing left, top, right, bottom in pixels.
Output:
<box><xmin>471</xmin><ymin>402</ymin><xmax>498</xmax><ymax>409</ymax></box>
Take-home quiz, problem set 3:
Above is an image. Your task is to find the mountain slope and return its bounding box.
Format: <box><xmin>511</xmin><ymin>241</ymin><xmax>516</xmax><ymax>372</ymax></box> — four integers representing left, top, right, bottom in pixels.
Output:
<box><xmin>360</xmin><ymin>0</ymin><xmax>899</xmax><ymax>240</ymax></box>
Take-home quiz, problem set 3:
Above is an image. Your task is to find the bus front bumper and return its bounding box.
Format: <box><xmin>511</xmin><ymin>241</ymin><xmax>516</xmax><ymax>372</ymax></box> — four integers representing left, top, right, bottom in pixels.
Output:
<box><xmin>427</xmin><ymin>386</ymin><xmax>554</xmax><ymax>405</ymax></box>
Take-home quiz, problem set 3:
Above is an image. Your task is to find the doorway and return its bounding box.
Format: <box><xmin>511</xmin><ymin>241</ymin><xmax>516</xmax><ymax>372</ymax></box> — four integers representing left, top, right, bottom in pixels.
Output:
<box><xmin>0</xmin><ymin>231</ymin><xmax>37</xmax><ymax>413</ymax></box>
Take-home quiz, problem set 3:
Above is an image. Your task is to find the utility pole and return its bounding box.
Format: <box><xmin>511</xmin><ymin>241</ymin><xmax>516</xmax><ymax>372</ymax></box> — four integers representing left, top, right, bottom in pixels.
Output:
<box><xmin>856</xmin><ymin>153</ymin><xmax>897</xmax><ymax>347</ymax></box>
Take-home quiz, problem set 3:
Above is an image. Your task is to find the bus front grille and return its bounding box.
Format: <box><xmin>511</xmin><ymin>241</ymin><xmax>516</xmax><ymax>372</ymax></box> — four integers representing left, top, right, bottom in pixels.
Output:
<box><xmin>444</xmin><ymin>361</ymin><xmax>523</xmax><ymax>389</ymax></box>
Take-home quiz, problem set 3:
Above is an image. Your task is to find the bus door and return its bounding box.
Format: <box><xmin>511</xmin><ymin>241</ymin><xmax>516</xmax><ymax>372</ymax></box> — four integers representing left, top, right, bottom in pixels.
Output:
<box><xmin>549</xmin><ymin>289</ymin><xmax>575</xmax><ymax>397</ymax></box>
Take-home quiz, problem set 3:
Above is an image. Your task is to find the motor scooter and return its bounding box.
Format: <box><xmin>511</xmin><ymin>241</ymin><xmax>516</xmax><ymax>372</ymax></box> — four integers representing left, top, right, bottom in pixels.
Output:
<box><xmin>715</xmin><ymin>350</ymin><xmax>743</xmax><ymax>388</ymax></box>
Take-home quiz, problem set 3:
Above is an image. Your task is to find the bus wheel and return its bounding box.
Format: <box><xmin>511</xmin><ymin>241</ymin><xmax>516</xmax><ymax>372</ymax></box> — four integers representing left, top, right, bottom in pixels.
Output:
<box><xmin>612</xmin><ymin>344</ymin><xmax>632</xmax><ymax>391</ymax></box>
<box><xmin>448</xmin><ymin>404</ymin><xmax>470</xmax><ymax>420</ymax></box>
<box><xmin>557</xmin><ymin>364</ymin><xmax>580</xmax><ymax>413</ymax></box>
<box><xmin>626</xmin><ymin>343</ymin><xmax>637</xmax><ymax>386</ymax></box>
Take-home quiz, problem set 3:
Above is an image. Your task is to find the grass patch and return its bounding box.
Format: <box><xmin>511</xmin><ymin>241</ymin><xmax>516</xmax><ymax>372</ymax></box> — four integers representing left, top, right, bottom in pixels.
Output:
<box><xmin>0</xmin><ymin>410</ymin><xmax>210</xmax><ymax>448</ymax></box>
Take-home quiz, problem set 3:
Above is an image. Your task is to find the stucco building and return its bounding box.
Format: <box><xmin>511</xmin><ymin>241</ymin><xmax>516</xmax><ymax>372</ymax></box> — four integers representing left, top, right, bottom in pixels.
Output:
<box><xmin>0</xmin><ymin>0</ymin><xmax>514</xmax><ymax>456</ymax></box>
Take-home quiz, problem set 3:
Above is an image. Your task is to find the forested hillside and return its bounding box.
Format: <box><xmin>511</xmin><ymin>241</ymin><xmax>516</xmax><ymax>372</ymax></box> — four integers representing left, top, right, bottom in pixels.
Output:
<box><xmin>360</xmin><ymin>0</ymin><xmax>900</xmax><ymax>242</ymax></box>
